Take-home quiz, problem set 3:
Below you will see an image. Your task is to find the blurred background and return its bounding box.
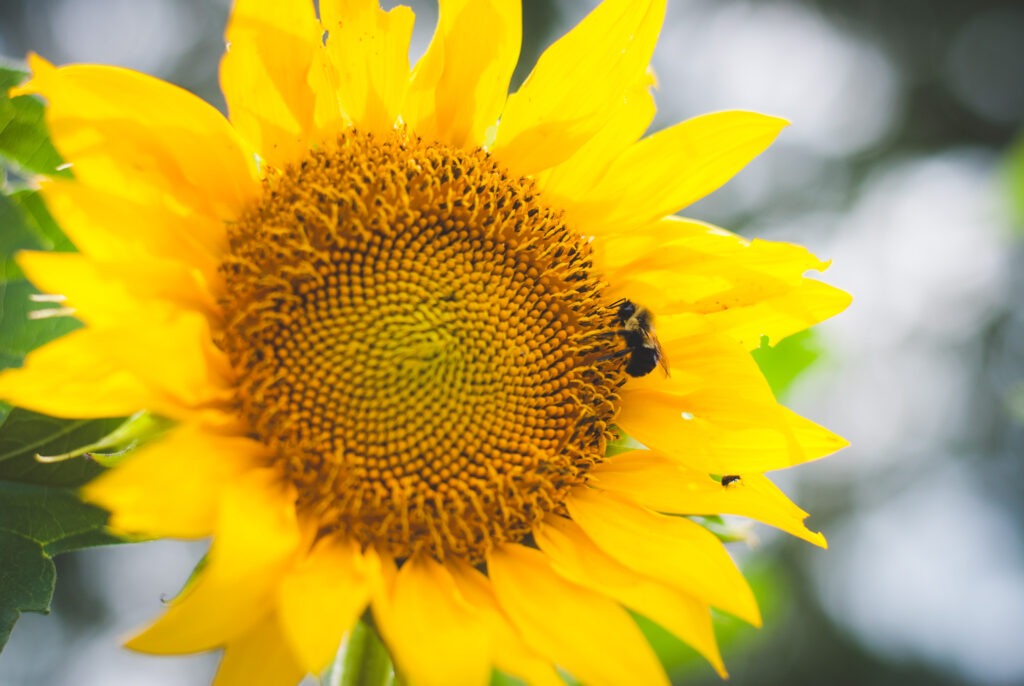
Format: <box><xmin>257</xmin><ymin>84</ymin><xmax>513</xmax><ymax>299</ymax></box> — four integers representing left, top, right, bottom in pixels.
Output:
<box><xmin>1</xmin><ymin>0</ymin><xmax>1023</xmax><ymax>684</ymax></box>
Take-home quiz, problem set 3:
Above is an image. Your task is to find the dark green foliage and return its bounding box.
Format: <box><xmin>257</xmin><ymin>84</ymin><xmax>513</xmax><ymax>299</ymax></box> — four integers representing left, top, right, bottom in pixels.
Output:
<box><xmin>0</xmin><ymin>483</ymin><xmax>117</xmax><ymax>650</ymax></box>
<box><xmin>0</xmin><ymin>63</ymin><xmax>68</xmax><ymax>178</ymax></box>
<box><xmin>0</xmin><ymin>61</ymin><xmax>124</xmax><ymax>654</ymax></box>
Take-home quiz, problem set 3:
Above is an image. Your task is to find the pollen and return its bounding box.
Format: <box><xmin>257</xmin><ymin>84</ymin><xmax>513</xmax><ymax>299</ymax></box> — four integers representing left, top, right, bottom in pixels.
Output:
<box><xmin>218</xmin><ymin>130</ymin><xmax>625</xmax><ymax>562</ymax></box>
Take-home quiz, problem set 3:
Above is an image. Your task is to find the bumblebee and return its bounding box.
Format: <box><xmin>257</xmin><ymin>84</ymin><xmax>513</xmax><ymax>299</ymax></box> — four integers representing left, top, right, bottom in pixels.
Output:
<box><xmin>611</xmin><ymin>299</ymin><xmax>669</xmax><ymax>377</ymax></box>
<box><xmin>721</xmin><ymin>475</ymin><xmax>741</xmax><ymax>487</ymax></box>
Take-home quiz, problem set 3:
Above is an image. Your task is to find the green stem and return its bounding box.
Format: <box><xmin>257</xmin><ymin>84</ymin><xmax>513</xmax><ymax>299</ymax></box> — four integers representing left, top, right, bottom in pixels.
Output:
<box><xmin>325</xmin><ymin>619</ymin><xmax>395</xmax><ymax>686</ymax></box>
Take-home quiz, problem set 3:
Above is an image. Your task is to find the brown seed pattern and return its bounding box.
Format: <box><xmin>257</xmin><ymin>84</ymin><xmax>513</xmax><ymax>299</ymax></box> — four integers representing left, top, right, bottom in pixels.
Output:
<box><xmin>218</xmin><ymin>129</ymin><xmax>624</xmax><ymax>562</ymax></box>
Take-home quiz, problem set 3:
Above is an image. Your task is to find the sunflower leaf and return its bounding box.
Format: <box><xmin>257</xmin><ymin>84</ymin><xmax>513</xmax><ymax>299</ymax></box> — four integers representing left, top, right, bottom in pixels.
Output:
<box><xmin>604</xmin><ymin>429</ymin><xmax>646</xmax><ymax>457</ymax></box>
<box><xmin>0</xmin><ymin>191</ymin><xmax>45</xmax><ymax>283</ymax></box>
<box><xmin>0</xmin><ymin>481</ymin><xmax>119</xmax><ymax>652</ymax></box>
<box><xmin>0</xmin><ymin>276</ymin><xmax>81</xmax><ymax>367</ymax></box>
<box><xmin>323</xmin><ymin>618</ymin><xmax>396</xmax><ymax>686</ymax></box>
<box><xmin>751</xmin><ymin>330</ymin><xmax>822</xmax><ymax>398</ymax></box>
<box><xmin>35</xmin><ymin>411</ymin><xmax>173</xmax><ymax>468</ymax></box>
<box><xmin>0</xmin><ymin>409</ymin><xmax>126</xmax><ymax>487</ymax></box>
<box><xmin>0</xmin><ymin>189</ymin><xmax>81</xmax><ymax>416</ymax></box>
<box><xmin>7</xmin><ymin>190</ymin><xmax>74</xmax><ymax>252</ymax></box>
<box><xmin>0</xmin><ymin>62</ymin><xmax>68</xmax><ymax>179</ymax></box>
<box><xmin>0</xmin><ymin>166</ymin><xmax>80</xmax><ymax>425</ymax></box>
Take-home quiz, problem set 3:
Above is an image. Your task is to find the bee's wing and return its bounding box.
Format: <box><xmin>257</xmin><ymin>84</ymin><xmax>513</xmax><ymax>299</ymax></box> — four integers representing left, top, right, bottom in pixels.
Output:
<box><xmin>643</xmin><ymin>326</ymin><xmax>670</xmax><ymax>377</ymax></box>
<box><xmin>655</xmin><ymin>336</ymin><xmax>670</xmax><ymax>377</ymax></box>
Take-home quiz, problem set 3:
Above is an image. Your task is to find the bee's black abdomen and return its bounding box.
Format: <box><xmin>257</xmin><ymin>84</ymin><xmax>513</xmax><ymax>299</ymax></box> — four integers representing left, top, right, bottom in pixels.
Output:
<box><xmin>622</xmin><ymin>329</ymin><xmax>646</xmax><ymax>349</ymax></box>
<box><xmin>721</xmin><ymin>475</ymin><xmax>741</xmax><ymax>486</ymax></box>
<box><xmin>626</xmin><ymin>349</ymin><xmax>659</xmax><ymax>377</ymax></box>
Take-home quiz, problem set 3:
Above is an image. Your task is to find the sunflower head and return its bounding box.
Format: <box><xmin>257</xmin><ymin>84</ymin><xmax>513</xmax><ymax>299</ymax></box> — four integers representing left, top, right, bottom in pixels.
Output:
<box><xmin>0</xmin><ymin>0</ymin><xmax>851</xmax><ymax>684</ymax></box>
<box><xmin>221</xmin><ymin>128</ymin><xmax>625</xmax><ymax>561</ymax></box>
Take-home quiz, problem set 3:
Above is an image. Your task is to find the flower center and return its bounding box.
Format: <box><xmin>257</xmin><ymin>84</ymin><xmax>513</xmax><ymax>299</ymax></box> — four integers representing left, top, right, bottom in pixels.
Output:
<box><xmin>218</xmin><ymin>130</ymin><xmax>624</xmax><ymax>562</ymax></box>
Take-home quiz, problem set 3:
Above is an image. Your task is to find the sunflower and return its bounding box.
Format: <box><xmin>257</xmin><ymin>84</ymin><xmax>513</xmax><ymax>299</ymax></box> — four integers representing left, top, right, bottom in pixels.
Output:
<box><xmin>0</xmin><ymin>0</ymin><xmax>850</xmax><ymax>684</ymax></box>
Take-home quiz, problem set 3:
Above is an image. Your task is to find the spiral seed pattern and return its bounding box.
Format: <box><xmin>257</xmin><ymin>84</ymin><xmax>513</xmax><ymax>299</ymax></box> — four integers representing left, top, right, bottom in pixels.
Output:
<box><xmin>218</xmin><ymin>130</ymin><xmax>624</xmax><ymax>562</ymax></box>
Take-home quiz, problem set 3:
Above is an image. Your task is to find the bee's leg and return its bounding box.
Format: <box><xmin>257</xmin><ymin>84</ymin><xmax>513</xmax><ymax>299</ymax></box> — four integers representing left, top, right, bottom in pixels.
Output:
<box><xmin>596</xmin><ymin>348</ymin><xmax>632</xmax><ymax>363</ymax></box>
<box><xmin>585</xmin><ymin>330</ymin><xmax>625</xmax><ymax>341</ymax></box>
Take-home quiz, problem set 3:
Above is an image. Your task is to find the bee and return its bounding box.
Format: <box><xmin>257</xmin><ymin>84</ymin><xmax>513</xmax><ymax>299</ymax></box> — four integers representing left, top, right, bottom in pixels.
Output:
<box><xmin>721</xmin><ymin>475</ymin><xmax>741</xmax><ymax>487</ymax></box>
<box><xmin>612</xmin><ymin>299</ymin><xmax>669</xmax><ymax>377</ymax></box>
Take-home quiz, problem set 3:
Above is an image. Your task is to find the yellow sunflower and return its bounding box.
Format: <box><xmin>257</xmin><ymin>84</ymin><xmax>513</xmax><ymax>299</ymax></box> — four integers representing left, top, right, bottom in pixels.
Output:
<box><xmin>0</xmin><ymin>0</ymin><xmax>850</xmax><ymax>684</ymax></box>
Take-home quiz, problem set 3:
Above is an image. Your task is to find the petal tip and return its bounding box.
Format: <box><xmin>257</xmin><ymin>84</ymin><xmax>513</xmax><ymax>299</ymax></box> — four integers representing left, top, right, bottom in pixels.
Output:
<box><xmin>9</xmin><ymin>52</ymin><xmax>52</xmax><ymax>97</ymax></box>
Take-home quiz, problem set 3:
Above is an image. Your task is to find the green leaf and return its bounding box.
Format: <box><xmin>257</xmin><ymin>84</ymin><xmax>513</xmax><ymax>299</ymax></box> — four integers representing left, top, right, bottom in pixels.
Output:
<box><xmin>35</xmin><ymin>411</ymin><xmax>173</xmax><ymax>468</ymax></box>
<box><xmin>323</xmin><ymin>619</ymin><xmax>395</xmax><ymax>686</ymax></box>
<box><xmin>0</xmin><ymin>188</ymin><xmax>80</xmax><ymax>414</ymax></box>
<box><xmin>0</xmin><ymin>449</ymin><xmax>106</xmax><ymax>489</ymax></box>
<box><xmin>8</xmin><ymin>190</ymin><xmax>74</xmax><ymax>253</ymax></box>
<box><xmin>0</xmin><ymin>271</ymin><xmax>82</xmax><ymax>367</ymax></box>
<box><xmin>0</xmin><ymin>530</ymin><xmax>51</xmax><ymax>650</ymax></box>
<box><xmin>0</xmin><ymin>274</ymin><xmax>81</xmax><ymax>424</ymax></box>
<box><xmin>0</xmin><ymin>168</ymin><xmax>79</xmax><ymax>425</ymax></box>
<box><xmin>0</xmin><ymin>482</ymin><xmax>119</xmax><ymax>651</ymax></box>
<box><xmin>0</xmin><ymin>63</ymin><xmax>128</xmax><ymax>654</ymax></box>
<box><xmin>0</xmin><ymin>409</ymin><xmax>122</xmax><ymax>463</ymax></box>
<box><xmin>751</xmin><ymin>331</ymin><xmax>822</xmax><ymax>398</ymax></box>
<box><xmin>0</xmin><ymin>63</ymin><xmax>68</xmax><ymax>178</ymax></box>
<box><xmin>0</xmin><ymin>409</ymin><xmax>126</xmax><ymax>487</ymax></box>
<box><xmin>0</xmin><ymin>186</ymin><xmax>80</xmax><ymax>418</ymax></box>
<box><xmin>605</xmin><ymin>429</ymin><xmax>646</xmax><ymax>457</ymax></box>
<box><xmin>0</xmin><ymin>191</ymin><xmax>45</xmax><ymax>282</ymax></box>
<box><xmin>0</xmin><ymin>62</ymin><xmax>27</xmax><ymax>92</ymax></box>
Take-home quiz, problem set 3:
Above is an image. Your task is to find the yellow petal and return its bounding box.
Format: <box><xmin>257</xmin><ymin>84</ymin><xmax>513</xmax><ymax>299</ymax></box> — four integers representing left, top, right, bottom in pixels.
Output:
<box><xmin>39</xmin><ymin>178</ymin><xmax>224</xmax><ymax>281</ymax></box>
<box><xmin>591</xmin><ymin>451</ymin><xmax>827</xmax><ymax>547</ymax></box>
<box><xmin>595</xmin><ymin>217</ymin><xmax>852</xmax><ymax>348</ymax></box>
<box><xmin>308</xmin><ymin>43</ymin><xmax>346</xmax><ymax>138</ymax></box>
<box><xmin>16</xmin><ymin>251</ymin><xmax>219</xmax><ymax>328</ymax></box>
<box><xmin>127</xmin><ymin>470</ymin><xmax>300</xmax><ymax>653</ymax></box>
<box><xmin>213</xmin><ymin>609</ymin><xmax>306</xmax><ymax>686</ymax></box>
<box><xmin>617</xmin><ymin>387</ymin><xmax>848</xmax><ymax>475</ymax></box>
<box><xmin>447</xmin><ymin>561</ymin><xmax>564</xmax><ymax>686</ymax></box>
<box><xmin>590</xmin><ymin>217</ymin><xmax>712</xmax><ymax>274</ymax></box>
<box><xmin>0</xmin><ymin>307</ymin><xmax>232</xmax><ymax>420</ymax></box>
<box><xmin>616</xmin><ymin>329</ymin><xmax>847</xmax><ymax>473</ymax></box>
<box><xmin>320</xmin><ymin>0</ymin><xmax>414</xmax><ymax>132</ymax></box>
<box><xmin>783</xmin><ymin>405</ymin><xmax>850</xmax><ymax>458</ymax></box>
<box><xmin>487</xmin><ymin>542</ymin><xmax>669</xmax><ymax>686</ymax></box>
<box><xmin>220</xmin><ymin>0</ymin><xmax>339</xmax><ymax>168</ymax></box>
<box><xmin>598</xmin><ymin>217</ymin><xmax>827</xmax><ymax>281</ymax></box>
<box><xmin>86</xmin><ymin>309</ymin><xmax>234</xmax><ymax>412</ymax></box>
<box><xmin>82</xmin><ymin>424</ymin><xmax>267</xmax><ymax>539</ymax></box>
<box><xmin>15</xmin><ymin>54</ymin><xmax>259</xmax><ymax>220</ymax></box>
<box><xmin>277</xmin><ymin>536</ymin><xmax>374</xmax><ymax>673</ymax></box>
<box><xmin>535</xmin><ymin>515</ymin><xmax>726</xmax><ymax>677</ymax></box>
<box><xmin>572</xmin><ymin>111</ymin><xmax>786</xmax><ymax>235</ymax></box>
<box><xmin>491</xmin><ymin>0</ymin><xmax>665</xmax><ymax>175</ymax></box>
<box><xmin>702</xmin><ymin>277</ymin><xmax>852</xmax><ymax>349</ymax></box>
<box><xmin>372</xmin><ymin>555</ymin><xmax>492</xmax><ymax>686</ymax></box>
<box><xmin>538</xmin><ymin>71</ymin><xmax>656</xmax><ymax>199</ymax></box>
<box><xmin>0</xmin><ymin>328</ymin><xmax>163</xmax><ymax>418</ymax></box>
<box><xmin>567</xmin><ymin>488</ymin><xmax>761</xmax><ymax>626</ymax></box>
<box><xmin>404</xmin><ymin>0</ymin><xmax>520</xmax><ymax>149</ymax></box>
